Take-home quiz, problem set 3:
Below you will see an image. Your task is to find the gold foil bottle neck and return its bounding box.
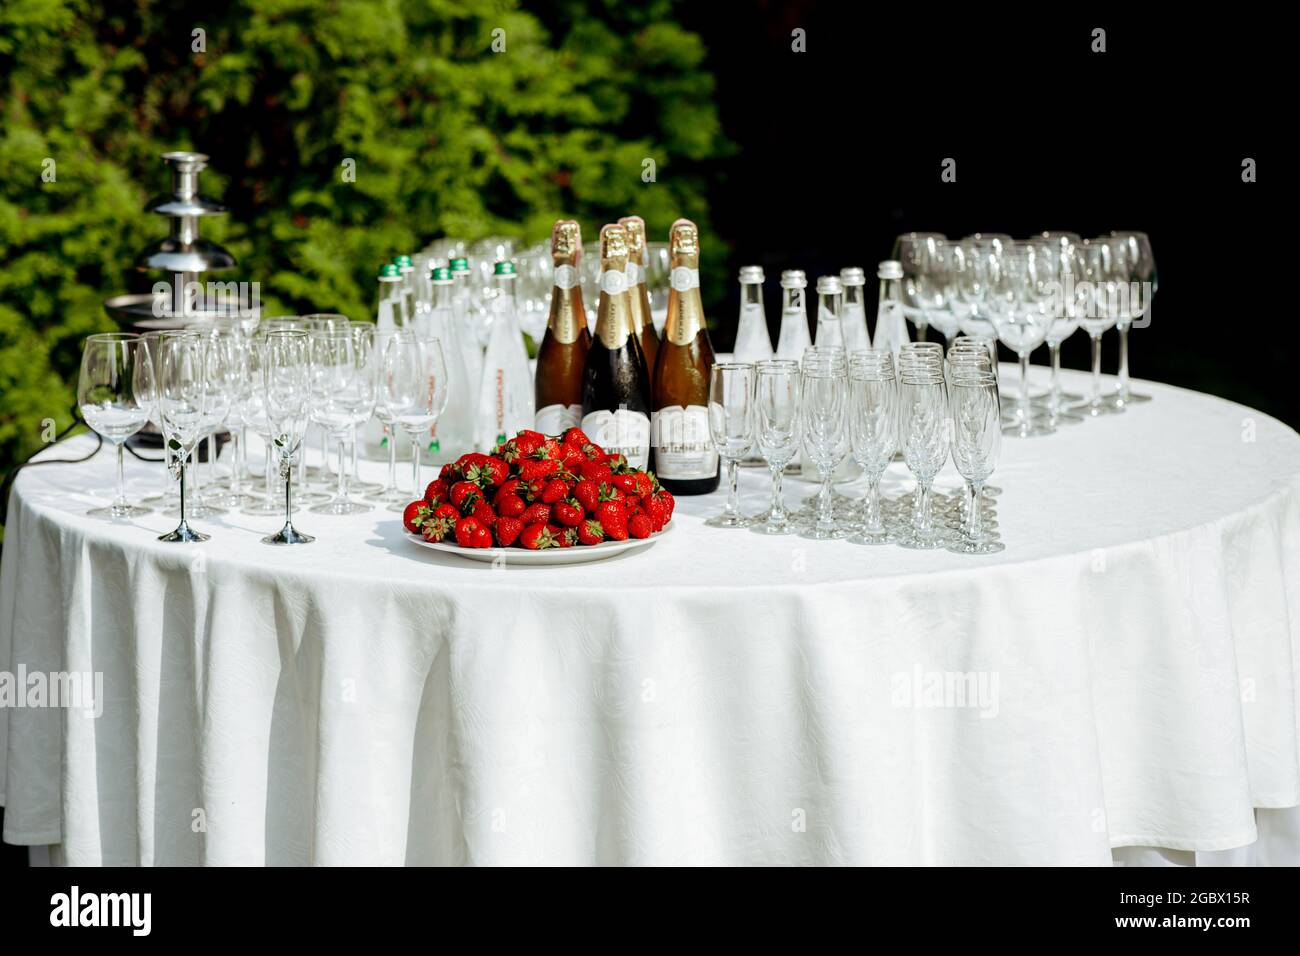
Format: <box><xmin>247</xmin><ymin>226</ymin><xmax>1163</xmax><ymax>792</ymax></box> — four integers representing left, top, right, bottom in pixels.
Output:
<box><xmin>619</xmin><ymin>215</ymin><xmax>647</xmax><ymax>266</ymax></box>
<box><xmin>596</xmin><ymin>224</ymin><xmax>632</xmax><ymax>349</ymax></box>
<box><xmin>669</xmin><ymin>218</ymin><xmax>699</xmax><ymax>261</ymax></box>
<box><xmin>664</xmin><ymin>219</ymin><xmax>705</xmax><ymax>346</ymax></box>
<box><xmin>600</xmin><ymin>223</ymin><xmax>629</xmax><ymax>263</ymax></box>
<box><xmin>552</xmin><ymin>219</ymin><xmax>582</xmax><ymax>267</ymax></box>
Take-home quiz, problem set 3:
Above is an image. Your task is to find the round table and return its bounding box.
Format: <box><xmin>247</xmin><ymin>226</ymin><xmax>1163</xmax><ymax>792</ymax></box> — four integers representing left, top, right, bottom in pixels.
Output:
<box><xmin>3</xmin><ymin>367</ymin><xmax>1299</xmax><ymax>865</ymax></box>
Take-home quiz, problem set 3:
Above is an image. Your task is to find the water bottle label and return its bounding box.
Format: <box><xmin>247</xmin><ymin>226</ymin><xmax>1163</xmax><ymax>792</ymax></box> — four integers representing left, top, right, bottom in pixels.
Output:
<box><xmin>553</xmin><ymin>265</ymin><xmax>579</xmax><ymax>290</ymax></box>
<box><xmin>535</xmin><ymin>403</ymin><xmax>583</xmax><ymax>436</ymax></box>
<box><xmin>581</xmin><ymin>408</ymin><xmax>651</xmax><ymax>470</ymax></box>
<box><xmin>651</xmin><ymin>405</ymin><xmax>718</xmax><ymax>479</ymax></box>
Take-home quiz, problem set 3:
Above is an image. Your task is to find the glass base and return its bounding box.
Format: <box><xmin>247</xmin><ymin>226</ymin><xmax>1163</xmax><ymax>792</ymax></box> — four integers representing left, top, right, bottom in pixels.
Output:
<box><xmin>263</xmin><ymin>526</ymin><xmax>315</xmax><ymax>545</ymax></box>
<box><xmin>751</xmin><ymin>519</ymin><xmax>797</xmax><ymax>536</ymax></box>
<box><xmin>158</xmin><ymin>521</ymin><xmax>209</xmax><ymax>543</ymax></box>
<box><xmin>848</xmin><ymin>527</ymin><xmax>894</xmax><ymax>545</ymax></box>
<box><xmin>1072</xmin><ymin>398</ymin><xmax>1123</xmax><ymax>417</ymax></box>
<box><xmin>310</xmin><ymin>497</ymin><xmax>374</xmax><ymax>515</ymax></box>
<box><xmin>203</xmin><ymin>491</ymin><xmax>252</xmax><ymax>510</ymax></box>
<box><xmin>348</xmin><ymin>479</ymin><xmax>384</xmax><ymax>493</ymax></box>
<box><xmin>1002</xmin><ymin>419</ymin><xmax>1056</xmax><ymax>438</ymax></box>
<box><xmin>242</xmin><ymin>497</ymin><xmax>285</xmax><ymax>516</ymax></box>
<box><xmin>181</xmin><ymin>502</ymin><xmax>227</xmax><ymax>519</ymax></box>
<box><xmin>1049</xmin><ymin>409</ymin><xmax>1087</xmax><ymax>426</ymax></box>
<box><xmin>365</xmin><ymin>486</ymin><xmax>409</xmax><ymax>504</ymax></box>
<box><xmin>88</xmin><ymin>502</ymin><xmax>151</xmax><ymax>519</ymax></box>
<box><xmin>704</xmin><ymin>512</ymin><xmax>752</xmax><ymax>529</ymax></box>
<box><xmin>1105</xmin><ymin>391</ymin><xmax>1152</xmax><ymax>409</ymax></box>
<box><xmin>799</xmin><ymin>524</ymin><xmax>848</xmax><ymax>540</ymax></box>
<box><xmin>948</xmin><ymin>536</ymin><xmax>1005</xmax><ymax>555</ymax></box>
<box><xmin>896</xmin><ymin>526</ymin><xmax>950</xmax><ymax>549</ymax></box>
<box><xmin>295</xmin><ymin>490</ymin><xmax>334</xmax><ymax>506</ymax></box>
<box><xmin>387</xmin><ymin>499</ymin><xmax>417</xmax><ymax>513</ymax></box>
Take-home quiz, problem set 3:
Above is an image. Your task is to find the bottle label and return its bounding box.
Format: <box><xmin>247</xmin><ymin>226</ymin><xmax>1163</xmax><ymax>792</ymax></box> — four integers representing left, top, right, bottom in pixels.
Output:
<box><xmin>671</xmin><ymin>267</ymin><xmax>700</xmax><ymax>292</ymax></box>
<box><xmin>581</xmin><ymin>408</ymin><xmax>651</xmax><ymax>470</ymax></box>
<box><xmin>599</xmin><ymin>270</ymin><xmax>628</xmax><ymax>295</ymax></box>
<box><xmin>535</xmin><ymin>403</ymin><xmax>583</xmax><ymax>436</ymax></box>
<box><xmin>624</xmin><ymin>262</ymin><xmax>642</xmax><ymax>286</ymax></box>
<box><xmin>652</xmin><ymin>405</ymin><xmax>718</xmax><ymax>479</ymax></box>
<box><xmin>553</xmin><ymin>265</ymin><xmax>578</xmax><ymax>290</ymax></box>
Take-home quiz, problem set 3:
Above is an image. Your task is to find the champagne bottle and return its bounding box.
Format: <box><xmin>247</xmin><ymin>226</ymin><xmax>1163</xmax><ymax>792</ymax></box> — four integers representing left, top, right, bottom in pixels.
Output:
<box><xmin>534</xmin><ymin>220</ymin><xmax>591</xmax><ymax>435</ymax></box>
<box><xmin>475</xmin><ymin>261</ymin><xmax>535</xmax><ymax>451</ymax></box>
<box><xmin>581</xmin><ymin>224</ymin><xmax>653</xmax><ymax>469</ymax></box>
<box><xmin>651</xmin><ymin>218</ymin><xmax>719</xmax><ymax>494</ymax></box>
<box><xmin>618</xmin><ymin>215</ymin><xmax>660</xmax><ymax>378</ymax></box>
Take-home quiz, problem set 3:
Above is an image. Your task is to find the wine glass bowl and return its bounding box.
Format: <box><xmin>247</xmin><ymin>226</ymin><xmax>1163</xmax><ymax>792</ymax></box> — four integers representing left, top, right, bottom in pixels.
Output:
<box><xmin>78</xmin><ymin>333</ymin><xmax>154</xmax><ymax>519</ymax></box>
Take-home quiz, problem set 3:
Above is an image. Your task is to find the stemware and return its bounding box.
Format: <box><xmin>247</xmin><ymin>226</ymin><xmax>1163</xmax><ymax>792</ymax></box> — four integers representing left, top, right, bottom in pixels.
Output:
<box><xmin>1073</xmin><ymin>239</ymin><xmax>1123</xmax><ymax>417</ymax></box>
<box><xmin>990</xmin><ymin>241</ymin><xmax>1056</xmax><ymax>437</ymax></box>
<box><xmin>139</xmin><ymin>330</ymin><xmax>181</xmax><ymax>506</ymax></box>
<box><xmin>365</xmin><ymin>326</ymin><xmax>410</xmax><ymax>505</ymax></box>
<box><xmin>307</xmin><ymin>328</ymin><xmax>375</xmax><ymax>515</ymax></box>
<box><xmin>380</xmin><ymin>333</ymin><xmax>450</xmax><ymax>509</ymax></box>
<box><xmin>798</xmin><ymin>349</ymin><xmax>850</xmax><ymax>540</ymax></box>
<box><xmin>238</xmin><ymin>331</ymin><xmax>285</xmax><ymax>516</ymax></box>
<box><xmin>1041</xmin><ymin>234</ymin><xmax>1086</xmax><ymax>420</ymax></box>
<box><xmin>78</xmin><ymin>333</ymin><xmax>155</xmax><ymax>518</ymax></box>
<box><xmin>704</xmin><ymin>363</ymin><xmax>756</xmax><ymax>529</ymax></box>
<box><xmin>156</xmin><ymin>332</ymin><xmax>215</xmax><ymax>542</ymax></box>
<box><xmin>918</xmin><ymin>239</ymin><xmax>960</xmax><ymax>343</ymax></box>
<box><xmin>751</xmin><ymin>360</ymin><xmax>801</xmax><ymax>535</ymax></box>
<box><xmin>846</xmin><ymin>350</ymin><xmax>896</xmax><ymax>545</ymax></box>
<box><xmin>1105</xmin><ymin>231</ymin><xmax>1156</xmax><ymax>407</ymax></box>
<box><xmin>947</xmin><ymin>369</ymin><xmax>1004</xmax><ymax>554</ymax></box>
<box><xmin>896</xmin><ymin>357</ymin><xmax>949</xmax><ymax>549</ymax></box>
<box><xmin>261</xmin><ymin>329</ymin><xmax>314</xmax><ymax>544</ymax></box>
<box><xmin>894</xmin><ymin>232</ymin><xmax>946</xmax><ymax>343</ymax></box>
<box><xmin>188</xmin><ymin>324</ymin><xmax>238</xmax><ymax>513</ymax></box>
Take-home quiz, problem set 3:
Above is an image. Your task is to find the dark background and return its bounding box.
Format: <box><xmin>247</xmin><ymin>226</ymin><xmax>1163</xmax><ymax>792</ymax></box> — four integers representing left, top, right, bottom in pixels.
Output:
<box><xmin>676</xmin><ymin>3</ymin><xmax>1285</xmax><ymax>425</ymax></box>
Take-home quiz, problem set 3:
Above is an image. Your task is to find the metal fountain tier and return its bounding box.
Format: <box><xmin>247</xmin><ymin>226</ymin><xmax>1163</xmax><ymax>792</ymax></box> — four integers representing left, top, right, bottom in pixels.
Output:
<box><xmin>104</xmin><ymin>150</ymin><xmax>255</xmax><ymax>330</ymax></box>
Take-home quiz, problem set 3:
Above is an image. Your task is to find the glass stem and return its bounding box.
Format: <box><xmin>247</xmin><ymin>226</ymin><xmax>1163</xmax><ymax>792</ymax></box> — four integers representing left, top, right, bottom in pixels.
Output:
<box><xmin>966</xmin><ymin>480</ymin><xmax>984</xmax><ymax>540</ymax></box>
<box><xmin>179</xmin><ymin>457</ymin><xmax>188</xmax><ymax>525</ymax></box>
<box><xmin>386</xmin><ymin>426</ymin><xmax>398</xmax><ymax>492</ymax></box>
<box><xmin>114</xmin><ymin>442</ymin><xmax>128</xmax><ymax>510</ymax></box>
<box><xmin>264</xmin><ymin>441</ymin><xmax>276</xmax><ymax>502</ymax></box>
<box><xmin>229</xmin><ymin>430</ymin><xmax>241</xmax><ymax>496</ymax></box>
<box><xmin>1090</xmin><ymin>334</ymin><xmax>1103</xmax><ymax>404</ymax></box>
<box><xmin>916</xmin><ymin>321</ymin><xmax>928</xmax><ymax>343</ymax></box>
<box><xmin>725</xmin><ymin>459</ymin><xmax>740</xmax><ymax>517</ymax></box>
<box><xmin>207</xmin><ymin>434</ymin><xmax>217</xmax><ymax>485</ymax></box>
<box><xmin>1117</xmin><ymin>323</ymin><xmax>1131</xmax><ymax>398</ymax></box>
<box><xmin>191</xmin><ymin>447</ymin><xmax>203</xmax><ymax>500</ymax></box>
<box><xmin>768</xmin><ymin>465</ymin><xmax>786</xmax><ymax>524</ymax></box>
<box><xmin>865</xmin><ymin>474</ymin><xmax>882</xmax><ymax>533</ymax></box>
<box><xmin>284</xmin><ymin>466</ymin><xmax>294</xmax><ymax>530</ymax></box>
<box><xmin>818</xmin><ymin>470</ymin><xmax>834</xmax><ymax>530</ymax></box>
<box><xmin>915</xmin><ymin>479</ymin><xmax>933</xmax><ymax>535</ymax></box>
<box><xmin>410</xmin><ymin>431</ymin><xmax>422</xmax><ymax>500</ymax></box>
<box><xmin>1050</xmin><ymin>343</ymin><xmax>1062</xmax><ymax>404</ymax></box>
<box><xmin>336</xmin><ymin>434</ymin><xmax>348</xmax><ymax>502</ymax></box>
<box><xmin>1019</xmin><ymin>352</ymin><xmax>1031</xmax><ymax>412</ymax></box>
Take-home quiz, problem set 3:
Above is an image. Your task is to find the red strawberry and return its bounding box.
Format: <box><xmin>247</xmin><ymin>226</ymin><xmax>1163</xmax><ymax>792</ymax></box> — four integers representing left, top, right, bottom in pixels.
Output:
<box><xmin>560</xmin><ymin>444</ymin><xmax>587</xmax><ymax>470</ymax></box>
<box><xmin>402</xmin><ymin>500</ymin><xmax>432</xmax><ymax>534</ymax></box>
<box><xmin>471</xmin><ymin>525</ymin><xmax>493</xmax><ymax>548</ymax></box>
<box><xmin>495</xmin><ymin>492</ymin><xmax>526</xmax><ymax>518</ymax></box>
<box><xmin>628</xmin><ymin>514</ymin><xmax>653</xmax><ymax>539</ymax></box>
<box><xmin>540</xmin><ymin>478</ymin><xmax>569</xmax><ymax>504</ymax></box>
<box><xmin>561</xmin><ymin>427</ymin><xmax>588</xmax><ymax>447</ymax></box>
<box><xmin>514</xmin><ymin>432</ymin><xmax>544</xmax><ymax>458</ymax></box>
<box><xmin>577</xmin><ymin>518</ymin><xmax>604</xmax><ymax>546</ymax></box>
<box><xmin>573</xmin><ymin>479</ymin><xmax>601</xmax><ymax>512</ymax></box>
<box><xmin>494</xmin><ymin>516</ymin><xmax>524</xmax><ymax>547</ymax></box>
<box><xmin>438</xmin><ymin>462</ymin><xmax>462</xmax><ymax>483</ymax></box>
<box><xmin>661</xmin><ymin>487</ymin><xmax>675</xmax><ymax>519</ymax></box>
<box><xmin>454</xmin><ymin>516</ymin><xmax>483</xmax><ymax>548</ymax></box>
<box><xmin>579</xmin><ymin>459</ymin><xmax>613</xmax><ymax>482</ymax></box>
<box><xmin>433</xmin><ymin>502</ymin><xmax>460</xmax><ymax>522</ymax></box>
<box><xmin>465</xmin><ymin>456</ymin><xmax>508</xmax><ymax>488</ymax></box>
<box><xmin>611</xmin><ymin>473</ymin><xmax>638</xmax><ymax>494</ymax></box>
<box><xmin>553</xmin><ymin>499</ymin><xmax>584</xmax><ymax>527</ymax></box>
<box><xmin>424</xmin><ymin>479</ymin><xmax>450</xmax><ymax>506</ymax></box>
<box><xmin>456</xmin><ymin>452</ymin><xmax>488</xmax><ymax>472</ymax></box>
<box><xmin>420</xmin><ymin>514</ymin><xmax>456</xmax><ymax>543</ymax></box>
<box><xmin>519</xmin><ymin>458</ymin><xmax>560</xmax><ymax>482</ymax></box>
<box><xmin>552</xmin><ymin>525</ymin><xmax>577</xmax><ymax>548</ymax></box>
<box><xmin>496</xmin><ymin>478</ymin><xmax>521</xmax><ymax>498</ymax></box>
<box><xmin>633</xmin><ymin>471</ymin><xmax>653</xmax><ymax>497</ymax></box>
<box><xmin>521</xmin><ymin>502</ymin><xmax>552</xmax><ymax>526</ymax></box>
<box><xmin>604</xmin><ymin>453</ymin><xmax>629</xmax><ymax>472</ymax></box>
<box><xmin>519</xmin><ymin>523</ymin><xmax>557</xmax><ymax>550</ymax></box>
<box><xmin>450</xmin><ymin>480</ymin><xmax>481</xmax><ymax>512</ymax></box>
<box><xmin>596</xmin><ymin>500</ymin><xmax>628</xmax><ymax>540</ymax></box>
<box><xmin>643</xmin><ymin>493</ymin><xmax>670</xmax><ymax>531</ymax></box>
<box><xmin>538</xmin><ymin>438</ymin><xmax>563</xmax><ymax>461</ymax></box>
<box><xmin>472</xmin><ymin>499</ymin><xmax>498</xmax><ymax>527</ymax></box>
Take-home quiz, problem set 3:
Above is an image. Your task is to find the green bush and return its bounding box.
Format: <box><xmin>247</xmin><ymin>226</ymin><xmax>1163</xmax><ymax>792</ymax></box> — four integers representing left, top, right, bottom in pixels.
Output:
<box><xmin>0</xmin><ymin>0</ymin><xmax>731</xmax><ymax>536</ymax></box>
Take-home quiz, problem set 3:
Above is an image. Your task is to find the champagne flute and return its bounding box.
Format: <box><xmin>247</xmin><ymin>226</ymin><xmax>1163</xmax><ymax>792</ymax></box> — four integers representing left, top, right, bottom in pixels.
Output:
<box><xmin>78</xmin><ymin>333</ymin><xmax>155</xmax><ymax>518</ymax></box>
<box><xmin>261</xmin><ymin>329</ymin><xmax>314</xmax><ymax>545</ymax></box>
<box><xmin>896</xmin><ymin>356</ymin><xmax>949</xmax><ymax>549</ymax></box>
<box><xmin>846</xmin><ymin>350</ymin><xmax>896</xmax><ymax>545</ymax></box>
<box><xmin>366</xmin><ymin>326</ymin><xmax>409</xmax><ymax>505</ymax></box>
<box><xmin>798</xmin><ymin>349</ymin><xmax>849</xmax><ymax>539</ymax></box>
<box><xmin>156</xmin><ymin>332</ymin><xmax>213</xmax><ymax>542</ymax></box>
<box><xmin>751</xmin><ymin>360</ymin><xmax>801</xmax><ymax>535</ymax></box>
<box><xmin>380</xmin><ymin>333</ymin><xmax>450</xmax><ymax>507</ymax></box>
<box><xmin>704</xmin><ymin>362</ymin><xmax>755</xmax><ymax>529</ymax></box>
<box><xmin>947</xmin><ymin>369</ymin><xmax>1004</xmax><ymax>554</ymax></box>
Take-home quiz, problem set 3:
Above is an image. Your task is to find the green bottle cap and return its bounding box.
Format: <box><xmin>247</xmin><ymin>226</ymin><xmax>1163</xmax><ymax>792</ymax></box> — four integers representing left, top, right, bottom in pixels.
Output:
<box><xmin>494</xmin><ymin>261</ymin><xmax>516</xmax><ymax>276</ymax></box>
<box><xmin>449</xmin><ymin>257</ymin><xmax>469</xmax><ymax>273</ymax></box>
<box><xmin>379</xmin><ymin>263</ymin><xmax>401</xmax><ymax>278</ymax></box>
<box><xmin>393</xmin><ymin>254</ymin><xmax>413</xmax><ymax>267</ymax></box>
<box><xmin>431</xmin><ymin>267</ymin><xmax>453</xmax><ymax>282</ymax></box>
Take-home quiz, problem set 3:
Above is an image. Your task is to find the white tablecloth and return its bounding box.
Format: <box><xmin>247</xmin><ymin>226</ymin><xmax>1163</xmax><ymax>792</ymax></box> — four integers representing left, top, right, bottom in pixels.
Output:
<box><xmin>2</xmin><ymin>367</ymin><xmax>1299</xmax><ymax>865</ymax></box>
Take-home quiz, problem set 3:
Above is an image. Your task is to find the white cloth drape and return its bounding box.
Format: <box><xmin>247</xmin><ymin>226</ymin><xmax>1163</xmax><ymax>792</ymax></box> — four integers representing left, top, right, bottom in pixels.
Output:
<box><xmin>3</xmin><ymin>369</ymin><xmax>1299</xmax><ymax>865</ymax></box>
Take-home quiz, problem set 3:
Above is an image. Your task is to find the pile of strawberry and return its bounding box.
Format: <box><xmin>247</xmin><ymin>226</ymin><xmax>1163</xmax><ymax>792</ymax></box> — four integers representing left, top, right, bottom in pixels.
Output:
<box><xmin>402</xmin><ymin>427</ymin><xmax>675</xmax><ymax>550</ymax></box>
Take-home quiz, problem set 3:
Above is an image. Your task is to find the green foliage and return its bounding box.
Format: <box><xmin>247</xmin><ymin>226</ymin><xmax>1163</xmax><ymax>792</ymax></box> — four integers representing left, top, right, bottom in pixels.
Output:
<box><xmin>0</xmin><ymin>0</ymin><xmax>730</xmax><ymax>514</ymax></box>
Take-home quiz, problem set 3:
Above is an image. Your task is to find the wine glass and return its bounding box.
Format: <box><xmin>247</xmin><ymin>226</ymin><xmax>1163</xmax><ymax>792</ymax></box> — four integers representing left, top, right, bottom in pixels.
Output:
<box><xmin>918</xmin><ymin>239</ymin><xmax>959</xmax><ymax>343</ymax></box>
<box><xmin>307</xmin><ymin>328</ymin><xmax>374</xmax><ymax>515</ymax></box>
<box><xmin>380</xmin><ymin>333</ymin><xmax>450</xmax><ymax>507</ymax></box>
<box><xmin>1105</xmin><ymin>231</ymin><xmax>1156</xmax><ymax>407</ymax></box>
<box><xmin>139</xmin><ymin>329</ymin><xmax>182</xmax><ymax>506</ymax></box>
<box><xmin>188</xmin><ymin>324</ymin><xmax>237</xmax><ymax>514</ymax></box>
<box><xmin>1072</xmin><ymin>239</ymin><xmax>1122</xmax><ymax>417</ymax></box>
<box><xmin>896</xmin><ymin>356</ymin><xmax>949</xmax><ymax>549</ymax></box>
<box><xmin>846</xmin><ymin>350</ymin><xmax>896</xmax><ymax>545</ymax></box>
<box><xmin>894</xmin><ymin>232</ymin><xmax>946</xmax><ymax>342</ymax></box>
<box><xmin>344</xmin><ymin>322</ymin><xmax>383</xmax><ymax>496</ymax></box>
<box><xmin>1041</xmin><ymin>234</ymin><xmax>1086</xmax><ymax>422</ymax></box>
<box><xmin>261</xmin><ymin>329</ymin><xmax>314</xmax><ymax>545</ymax></box>
<box><xmin>951</xmin><ymin>239</ymin><xmax>1000</xmax><ymax>362</ymax></box>
<box><xmin>156</xmin><ymin>332</ymin><xmax>214</xmax><ymax>542</ymax></box>
<box><xmin>705</xmin><ymin>362</ymin><xmax>756</xmax><ymax>529</ymax></box>
<box><xmin>750</xmin><ymin>360</ymin><xmax>801</xmax><ymax>535</ymax></box>
<box><xmin>990</xmin><ymin>241</ymin><xmax>1056</xmax><ymax>437</ymax></box>
<box><xmin>237</xmin><ymin>331</ymin><xmax>283</xmax><ymax>516</ymax></box>
<box><xmin>77</xmin><ymin>333</ymin><xmax>155</xmax><ymax>518</ymax></box>
<box><xmin>365</xmin><ymin>326</ymin><xmax>410</xmax><ymax>506</ymax></box>
<box><xmin>947</xmin><ymin>368</ymin><xmax>1004</xmax><ymax>554</ymax></box>
<box><xmin>798</xmin><ymin>349</ymin><xmax>849</xmax><ymax>540</ymax></box>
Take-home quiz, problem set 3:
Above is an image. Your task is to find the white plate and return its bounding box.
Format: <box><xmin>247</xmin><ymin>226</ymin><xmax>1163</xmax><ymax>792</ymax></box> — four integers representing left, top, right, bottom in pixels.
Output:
<box><xmin>405</xmin><ymin>522</ymin><xmax>672</xmax><ymax>565</ymax></box>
